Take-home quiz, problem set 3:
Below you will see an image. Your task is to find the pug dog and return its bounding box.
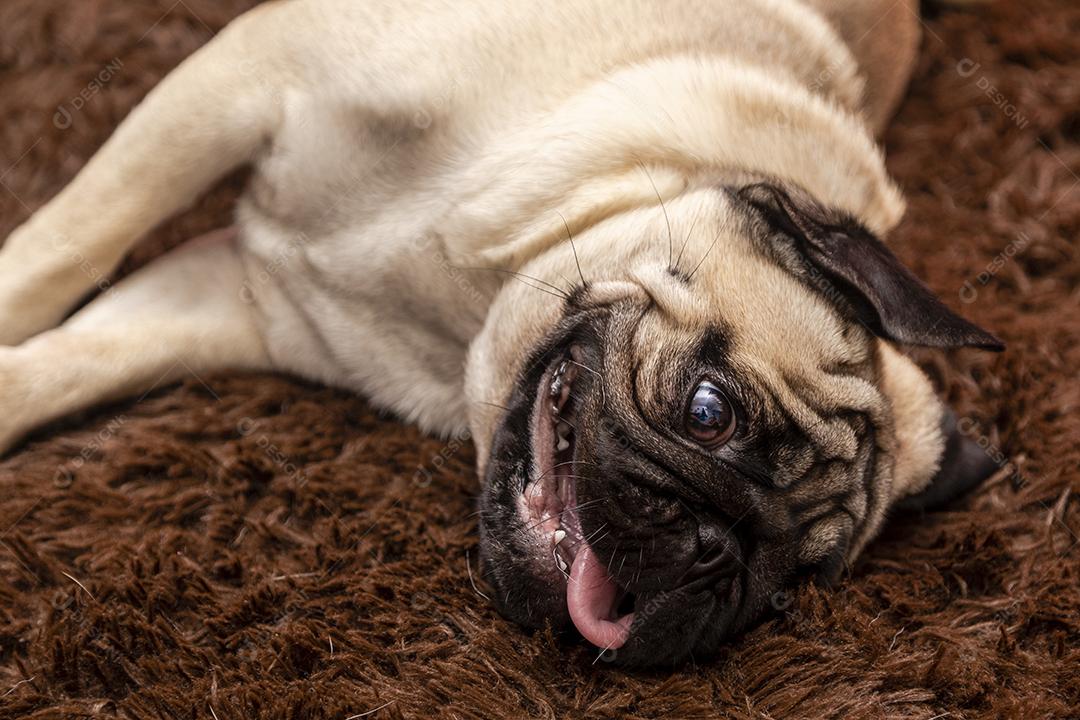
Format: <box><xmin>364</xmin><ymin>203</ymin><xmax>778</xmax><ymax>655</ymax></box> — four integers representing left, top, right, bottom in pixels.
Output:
<box><xmin>0</xmin><ymin>0</ymin><xmax>1002</xmax><ymax>666</ymax></box>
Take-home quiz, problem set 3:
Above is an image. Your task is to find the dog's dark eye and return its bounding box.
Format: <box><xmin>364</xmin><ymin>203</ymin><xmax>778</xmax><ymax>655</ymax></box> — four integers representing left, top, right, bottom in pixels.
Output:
<box><xmin>685</xmin><ymin>382</ymin><xmax>736</xmax><ymax>447</ymax></box>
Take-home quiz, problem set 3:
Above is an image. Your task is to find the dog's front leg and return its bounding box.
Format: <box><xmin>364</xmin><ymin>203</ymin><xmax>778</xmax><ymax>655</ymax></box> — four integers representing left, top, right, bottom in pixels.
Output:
<box><xmin>0</xmin><ymin>1</ymin><xmax>296</xmax><ymax>345</ymax></box>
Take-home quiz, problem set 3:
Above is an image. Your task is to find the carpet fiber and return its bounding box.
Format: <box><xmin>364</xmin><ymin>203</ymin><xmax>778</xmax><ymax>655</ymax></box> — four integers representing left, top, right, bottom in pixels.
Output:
<box><xmin>1</xmin><ymin>1</ymin><xmax>1077</xmax><ymax>718</ymax></box>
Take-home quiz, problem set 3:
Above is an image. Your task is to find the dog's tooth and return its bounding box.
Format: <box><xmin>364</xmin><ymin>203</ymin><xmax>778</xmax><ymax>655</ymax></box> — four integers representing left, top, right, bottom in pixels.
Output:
<box><xmin>550</xmin><ymin>361</ymin><xmax>567</xmax><ymax>398</ymax></box>
<box><xmin>554</xmin><ymin>529</ymin><xmax>566</xmax><ymax>545</ymax></box>
<box><xmin>555</xmin><ymin>421</ymin><xmax>571</xmax><ymax>451</ymax></box>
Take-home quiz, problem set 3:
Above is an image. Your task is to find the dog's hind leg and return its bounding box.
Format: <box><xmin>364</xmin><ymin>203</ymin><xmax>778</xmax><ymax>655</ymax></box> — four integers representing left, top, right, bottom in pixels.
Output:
<box><xmin>0</xmin><ymin>227</ymin><xmax>269</xmax><ymax>454</ymax></box>
<box><xmin>802</xmin><ymin>0</ymin><xmax>922</xmax><ymax>135</ymax></box>
<box><xmin>0</xmin><ymin>1</ymin><xmax>295</xmax><ymax>346</ymax></box>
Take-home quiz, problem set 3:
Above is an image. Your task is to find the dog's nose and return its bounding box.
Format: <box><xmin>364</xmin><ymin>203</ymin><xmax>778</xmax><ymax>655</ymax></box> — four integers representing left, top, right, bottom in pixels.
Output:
<box><xmin>682</xmin><ymin>543</ymin><xmax>738</xmax><ymax>585</ymax></box>
<box><xmin>681</xmin><ymin>523</ymin><xmax>739</xmax><ymax>586</ymax></box>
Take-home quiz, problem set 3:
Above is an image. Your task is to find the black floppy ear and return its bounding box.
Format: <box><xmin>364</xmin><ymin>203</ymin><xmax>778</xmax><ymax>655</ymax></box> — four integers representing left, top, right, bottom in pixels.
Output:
<box><xmin>735</xmin><ymin>183</ymin><xmax>1004</xmax><ymax>351</ymax></box>
<box><xmin>894</xmin><ymin>410</ymin><xmax>1000</xmax><ymax>511</ymax></box>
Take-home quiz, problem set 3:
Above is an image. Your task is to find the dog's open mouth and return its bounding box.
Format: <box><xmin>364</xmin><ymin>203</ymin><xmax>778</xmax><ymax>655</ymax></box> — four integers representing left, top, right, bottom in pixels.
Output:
<box><xmin>518</xmin><ymin>346</ymin><xmax>635</xmax><ymax>650</ymax></box>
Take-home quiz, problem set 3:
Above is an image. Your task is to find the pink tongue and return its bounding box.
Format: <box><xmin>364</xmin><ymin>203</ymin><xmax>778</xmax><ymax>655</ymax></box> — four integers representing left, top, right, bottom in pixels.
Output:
<box><xmin>567</xmin><ymin>542</ymin><xmax>633</xmax><ymax>650</ymax></box>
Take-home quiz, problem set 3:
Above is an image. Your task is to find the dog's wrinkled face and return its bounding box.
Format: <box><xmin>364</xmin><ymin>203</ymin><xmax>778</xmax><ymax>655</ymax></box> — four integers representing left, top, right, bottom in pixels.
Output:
<box><xmin>473</xmin><ymin>182</ymin><xmax>1001</xmax><ymax>666</ymax></box>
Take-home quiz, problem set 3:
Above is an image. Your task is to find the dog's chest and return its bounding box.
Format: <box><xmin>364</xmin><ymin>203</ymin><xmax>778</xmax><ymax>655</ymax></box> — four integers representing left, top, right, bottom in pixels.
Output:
<box><xmin>234</xmin><ymin>135</ymin><xmax>498</xmax><ymax>436</ymax></box>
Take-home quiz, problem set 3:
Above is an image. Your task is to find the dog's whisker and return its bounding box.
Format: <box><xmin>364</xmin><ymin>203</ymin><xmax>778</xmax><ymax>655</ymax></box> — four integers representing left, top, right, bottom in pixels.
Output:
<box><xmin>554</xmin><ymin>545</ymin><xmax>571</xmax><ymax>579</ymax></box>
<box><xmin>569</xmin><ymin>497</ymin><xmax>613</xmax><ymax>514</ymax></box>
<box><xmin>606</xmin><ymin>541</ymin><xmax>621</xmax><ymax>575</ymax></box>
<box><xmin>452</xmin><ymin>265</ymin><xmax>572</xmax><ymax>300</ymax></box>
<box><xmin>527</xmin><ymin>459</ymin><xmax>600</xmax><ymax>487</ymax></box>
<box><xmin>673</xmin><ymin>213</ymin><xmax>700</xmax><ymax>272</ymax></box>
<box><xmin>474</xmin><ymin>400</ymin><xmax>512</xmax><ymax>413</ymax></box>
<box><xmin>567</xmin><ymin>360</ymin><xmax>608</xmax><ymax>410</ymax></box>
<box><xmin>517</xmin><ymin>491</ymin><xmax>617</xmax><ymax>536</ymax></box>
<box><xmin>687</xmin><ymin>226</ymin><xmax>722</xmax><ymax>280</ymax></box>
<box><xmin>465</xmin><ymin>549</ymin><xmax>491</xmax><ymax>602</ymax></box>
<box><xmin>518</xmin><ymin>488</ymin><xmax>609</xmax><ymax>534</ymax></box>
<box><xmin>484</xmin><ymin>533</ymin><xmax>510</xmax><ymax>553</ymax></box>
<box><xmin>593</xmin><ymin>637</ymin><xmax>621</xmax><ymax>665</ymax></box>
<box><xmin>556</xmin><ymin>210</ymin><xmax>588</xmax><ymax>289</ymax></box>
<box><xmin>588</xmin><ymin>529</ymin><xmax>612</xmax><ymax>551</ymax></box>
<box><xmin>554</xmin><ymin>271</ymin><xmax>578</xmax><ymax>295</ymax></box>
<box><xmin>637</xmin><ymin>161</ymin><xmax>674</xmax><ymax>268</ymax></box>
<box><xmin>583</xmin><ymin>522</ymin><xmax>609</xmax><ymax>545</ymax></box>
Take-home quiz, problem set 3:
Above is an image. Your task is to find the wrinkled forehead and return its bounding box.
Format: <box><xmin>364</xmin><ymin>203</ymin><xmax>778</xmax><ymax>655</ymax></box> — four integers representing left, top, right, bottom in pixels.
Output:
<box><xmin>642</xmin><ymin>189</ymin><xmax>861</xmax><ymax>358</ymax></box>
<box><xmin>626</xmin><ymin>188</ymin><xmax>878</xmax><ymax>448</ymax></box>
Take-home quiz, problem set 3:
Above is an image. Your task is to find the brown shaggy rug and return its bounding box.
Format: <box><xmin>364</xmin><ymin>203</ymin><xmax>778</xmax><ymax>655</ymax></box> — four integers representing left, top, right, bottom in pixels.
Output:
<box><xmin>1</xmin><ymin>1</ymin><xmax>1077</xmax><ymax>718</ymax></box>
